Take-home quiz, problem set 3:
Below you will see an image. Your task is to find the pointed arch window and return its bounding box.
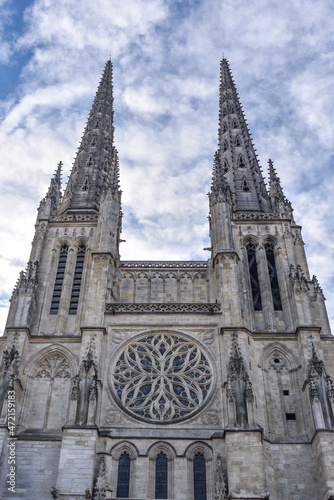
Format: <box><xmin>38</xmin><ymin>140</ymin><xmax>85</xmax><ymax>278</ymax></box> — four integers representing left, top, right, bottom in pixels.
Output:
<box><xmin>69</xmin><ymin>244</ymin><xmax>86</xmax><ymax>315</ymax></box>
<box><xmin>223</xmin><ymin>160</ymin><xmax>229</xmax><ymax>173</ymax></box>
<box><xmin>222</xmin><ymin>140</ymin><xmax>228</xmax><ymax>152</ymax></box>
<box><xmin>232</xmin><ymin>118</ymin><xmax>238</xmax><ymax>128</ymax></box>
<box><xmin>235</xmin><ymin>135</ymin><xmax>241</xmax><ymax>146</ymax></box>
<box><xmin>155</xmin><ymin>452</ymin><xmax>168</xmax><ymax>499</ymax></box>
<box><xmin>193</xmin><ymin>453</ymin><xmax>207</xmax><ymax>500</ymax></box>
<box><xmin>246</xmin><ymin>242</ymin><xmax>262</xmax><ymax>311</ymax></box>
<box><xmin>50</xmin><ymin>244</ymin><xmax>68</xmax><ymax>315</ymax></box>
<box><xmin>117</xmin><ymin>452</ymin><xmax>130</xmax><ymax>498</ymax></box>
<box><xmin>238</xmin><ymin>154</ymin><xmax>246</xmax><ymax>168</ymax></box>
<box><xmin>242</xmin><ymin>176</ymin><xmax>250</xmax><ymax>192</ymax></box>
<box><xmin>222</xmin><ymin>121</ymin><xmax>227</xmax><ymax>133</ymax></box>
<box><xmin>82</xmin><ymin>177</ymin><xmax>89</xmax><ymax>191</ymax></box>
<box><xmin>265</xmin><ymin>242</ymin><xmax>282</xmax><ymax>310</ymax></box>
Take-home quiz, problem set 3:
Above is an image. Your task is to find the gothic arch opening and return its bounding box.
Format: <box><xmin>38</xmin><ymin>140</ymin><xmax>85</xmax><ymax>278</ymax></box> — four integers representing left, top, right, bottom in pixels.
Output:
<box><xmin>261</xmin><ymin>343</ymin><xmax>305</xmax><ymax>440</ymax></box>
<box><xmin>21</xmin><ymin>346</ymin><xmax>77</xmax><ymax>431</ymax></box>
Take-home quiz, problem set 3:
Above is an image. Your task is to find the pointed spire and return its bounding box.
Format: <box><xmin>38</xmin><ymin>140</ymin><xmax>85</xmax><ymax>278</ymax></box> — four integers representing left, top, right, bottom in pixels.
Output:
<box><xmin>58</xmin><ymin>60</ymin><xmax>120</xmax><ymax>214</ymax></box>
<box><xmin>37</xmin><ymin>161</ymin><xmax>63</xmax><ymax>219</ymax></box>
<box><xmin>212</xmin><ymin>59</ymin><xmax>271</xmax><ymax>212</ymax></box>
<box><xmin>268</xmin><ymin>159</ymin><xmax>294</xmax><ymax>218</ymax></box>
<box><xmin>209</xmin><ymin>151</ymin><xmax>233</xmax><ymax>207</ymax></box>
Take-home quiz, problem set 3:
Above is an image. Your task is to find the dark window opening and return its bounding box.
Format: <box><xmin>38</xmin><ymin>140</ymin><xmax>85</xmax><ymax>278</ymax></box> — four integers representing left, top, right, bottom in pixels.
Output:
<box><xmin>286</xmin><ymin>413</ymin><xmax>296</xmax><ymax>420</ymax></box>
<box><xmin>69</xmin><ymin>244</ymin><xmax>86</xmax><ymax>315</ymax></box>
<box><xmin>117</xmin><ymin>452</ymin><xmax>130</xmax><ymax>498</ymax></box>
<box><xmin>265</xmin><ymin>243</ymin><xmax>282</xmax><ymax>310</ymax></box>
<box><xmin>247</xmin><ymin>243</ymin><xmax>262</xmax><ymax>311</ymax></box>
<box><xmin>283</xmin><ymin>390</ymin><xmax>289</xmax><ymax>396</ymax></box>
<box><xmin>50</xmin><ymin>244</ymin><xmax>68</xmax><ymax>315</ymax></box>
<box><xmin>238</xmin><ymin>155</ymin><xmax>246</xmax><ymax>168</ymax></box>
<box><xmin>193</xmin><ymin>453</ymin><xmax>207</xmax><ymax>500</ymax></box>
<box><xmin>242</xmin><ymin>177</ymin><xmax>250</xmax><ymax>192</ymax></box>
<box><xmin>155</xmin><ymin>452</ymin><xmax>168</xmax><ymax>499</ymax></box>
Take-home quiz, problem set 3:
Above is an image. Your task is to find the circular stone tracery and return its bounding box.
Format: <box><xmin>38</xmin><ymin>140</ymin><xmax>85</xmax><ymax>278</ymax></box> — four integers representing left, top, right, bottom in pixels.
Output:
<box><xmin>111</xmin><ymin>332</ymin><xmax>214</xmax><ymax>423</ymax></box>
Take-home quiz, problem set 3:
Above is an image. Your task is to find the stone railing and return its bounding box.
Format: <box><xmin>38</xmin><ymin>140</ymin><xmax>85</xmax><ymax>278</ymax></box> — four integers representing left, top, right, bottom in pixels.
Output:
<box><xmin>105</xmin><ymin>303</ymin><xmax>221</xmax><ymax>314</ymax></box>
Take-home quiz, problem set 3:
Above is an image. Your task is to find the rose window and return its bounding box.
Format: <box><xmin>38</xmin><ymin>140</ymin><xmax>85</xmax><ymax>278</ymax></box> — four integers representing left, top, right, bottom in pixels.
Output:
<box><xmin>111</xmin><ymin>332</ymin><xmax>213</xmax><ymax>423</ymax></box>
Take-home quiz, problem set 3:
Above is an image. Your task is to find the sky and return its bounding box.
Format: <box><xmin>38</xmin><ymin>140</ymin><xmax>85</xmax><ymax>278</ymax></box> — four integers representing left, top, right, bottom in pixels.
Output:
<box><xmin>0</xmin><ymin>0</ymin><xmax>334</xmax><ymax>334</ymax></box>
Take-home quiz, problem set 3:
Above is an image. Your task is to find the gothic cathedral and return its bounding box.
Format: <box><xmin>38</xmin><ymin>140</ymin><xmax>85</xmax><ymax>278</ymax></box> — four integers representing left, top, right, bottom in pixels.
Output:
<box><xmin>1</xmin><ymin>59</ymin><xmax>334</xmax><ymax>500</ymax></box>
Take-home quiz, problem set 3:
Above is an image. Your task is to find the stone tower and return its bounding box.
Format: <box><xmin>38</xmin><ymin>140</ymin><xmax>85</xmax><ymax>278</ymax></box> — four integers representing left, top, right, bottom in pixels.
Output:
<box><xmin>1</xmin><ymin>59</ymin><xmax>334</xmax><ymax>500</ymax></box>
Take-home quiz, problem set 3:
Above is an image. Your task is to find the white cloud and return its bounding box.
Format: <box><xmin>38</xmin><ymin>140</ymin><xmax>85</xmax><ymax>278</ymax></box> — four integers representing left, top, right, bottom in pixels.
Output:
<box><xmin>1</xmin><ymin>0</ymin><xmax>334</xmax><ymax>334</ymax></box>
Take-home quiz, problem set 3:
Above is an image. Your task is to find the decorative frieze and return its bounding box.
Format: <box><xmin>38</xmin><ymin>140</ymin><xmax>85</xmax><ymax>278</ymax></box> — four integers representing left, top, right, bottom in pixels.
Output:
<box><xmin>105</xmin><ymin>303</ymin><xmax>221</xmax><ymax>314</ymax></box>
<box><xmin>120</xmin><ymin>260</ymin><xmax>208</xmax><ymax>269</ymax></box>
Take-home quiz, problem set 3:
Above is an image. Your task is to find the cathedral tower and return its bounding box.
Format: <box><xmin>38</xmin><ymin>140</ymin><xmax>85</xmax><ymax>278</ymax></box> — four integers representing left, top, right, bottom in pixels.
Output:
<box><xmin>1</xmin><ymin>59</ymin><xmax>334</xmax><ymax>500</ymax></box>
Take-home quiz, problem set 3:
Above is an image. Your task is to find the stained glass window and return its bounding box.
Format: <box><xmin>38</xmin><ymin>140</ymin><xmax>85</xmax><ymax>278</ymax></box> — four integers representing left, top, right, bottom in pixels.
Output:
<box><xmin>193</xmin><ymin>453</ymin><xmax>207</xmax><ymax>500</ymax></box>
<box><xmin>117</xmin><ymin>452</ymin><xmax>130</xmax><ymax>498</ymax></box>
<box><xmin>155</xmin><ymin>452</ymin><xmax>168</xmax><ymax>499</ymax></box>
<box><xmin>111</xmin><ymin>332</ymin><xmax>213</xmax><ymax>423</ymax></box>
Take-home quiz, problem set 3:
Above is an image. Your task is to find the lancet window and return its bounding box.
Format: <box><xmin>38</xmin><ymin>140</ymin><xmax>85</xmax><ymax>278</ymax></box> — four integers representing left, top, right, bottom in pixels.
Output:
<box><xmin>265</xmin><ymin>242</ymin><xmax>282</xmax><ymax>310</ymax></box>
<box><xmin>155</xmin><ymin>452</ymin><xmax>168</xmax><ymax>499</ymax></box>
<box><xmin>193</xmin><ymin>453</ymin><xmax>207</xmax><ymax>500</ymax></box>
<box><xmin>246</xmin><ymin>242</ymin><xmax>262</xmax><ymax>311</ymax></box>
<box><xmin>116</xmin><ymin>452</ymin><xmax>131</xmax><ymax>498</ymax></box>
<box><xmin>69</xmin><ymin>244</ymin><xmax>86</xmax><ymax>315</ymax></box>
<box><xmin>50</xmin><ymin>244</ymin><xmax>68</xmax><ymax>315</ymax></box>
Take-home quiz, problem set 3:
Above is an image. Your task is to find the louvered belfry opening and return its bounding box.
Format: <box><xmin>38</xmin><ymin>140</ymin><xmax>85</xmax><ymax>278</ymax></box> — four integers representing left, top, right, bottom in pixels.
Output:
<box><xmin>246</xmin><ymin>242</ymin><xmax>262</xmax><ymax>311</ymax></box>
<box><xmin>69</xmin><ymin>244</ymin><xmax>86</xmax><ymax>315</ymax></box>
<box><xmin>50</xmin><ymin>244</ymin><xmax>69</xmax><ymax>315</ymax></box>
<box><xmin>265</xmin><ymin>242</ymin><xmax>282</xmax><ymax>310</ymax></box>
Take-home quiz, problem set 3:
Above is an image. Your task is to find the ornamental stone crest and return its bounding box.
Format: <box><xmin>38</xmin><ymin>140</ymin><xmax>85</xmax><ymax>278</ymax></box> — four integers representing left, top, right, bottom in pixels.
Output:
<box><xmin>110</xmin><ymin>331</ymin><xmax>214</xmax><ymax>423</ymax></box>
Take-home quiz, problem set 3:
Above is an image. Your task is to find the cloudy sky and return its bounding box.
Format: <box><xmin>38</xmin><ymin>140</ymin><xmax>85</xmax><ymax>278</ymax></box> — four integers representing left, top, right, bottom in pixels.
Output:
<box><xmin>0</xmin><ymin>0</ymin><xmax>334</xmax><ymax>333</ymax></box>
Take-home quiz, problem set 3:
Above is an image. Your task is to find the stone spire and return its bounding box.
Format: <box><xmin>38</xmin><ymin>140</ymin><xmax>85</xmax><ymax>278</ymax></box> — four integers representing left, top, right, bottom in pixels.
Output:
<box><xmin>58</xmin><ymin>60</ymin><xmax>119</xmax><ymax>214</ymax></box>
<box><xmin>37</xmin><ymin>161</ymin><xmax>63</xmax><ymax>219</ymax></box>
<box><xmin>212</xmin><ymin>58</ymin><xmax>271</xmax><ymax>212</ymax></box>
<box><xmin>268</xmin><ymin>159</ymin><xmax>294</xmax><ymax>219</ymax></box>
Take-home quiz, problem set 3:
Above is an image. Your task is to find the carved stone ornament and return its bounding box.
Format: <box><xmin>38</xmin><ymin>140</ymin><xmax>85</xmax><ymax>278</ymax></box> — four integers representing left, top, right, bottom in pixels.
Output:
<box><xmin>110</xmin><ymin>331</ymin><xmax>214</xmax><ymax>423</ymax></box>
<box><xmin>35</xmin><ymin>354</ymin><xmax>71</xmax><ymax>380</ymax></box>
<box><xmin>71</xmin><ymin>375</ymin><xmax>80</xmax><ymax>401</ymax></box>
<box><xmin>312</xmin><ymin>275</ymin><xmax>325</xmax><ymax>300</ymax></box>
<box><xmin>93</xmin><ymin>456</ymin><xmax>106</xmax><ymax>500</ymax></box>
<box><xmin>214</xmin><ymin>454</ymin><xmax>228</xmax><ymax>500</ymax></box>
<box><xmin>11</xmin><ymin>261</ymin><xmax>39</xmax><ymax>298</ymax></box>
<box><xmin>244</xmin><ymin>374</ymin><xmax>254</xmax><ymax>402</ymax></box>
<box><xmin>289</xmin><ymin>264</ymin><xmax>309</xmax><ymax>293</ymax></box>
<box><xmin>268</xmin><ymin>354</ymin><xmax>287</xmax><ymax>372</ymax></box>
<box><xmin>3</xmin><ymin>345</ymin><xmax>19</xmax><ymax>374</ymax></box>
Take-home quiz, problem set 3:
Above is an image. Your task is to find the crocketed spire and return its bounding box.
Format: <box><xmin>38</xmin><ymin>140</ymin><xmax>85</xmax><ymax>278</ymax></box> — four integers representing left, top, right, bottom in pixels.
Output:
<box><xmin>58</xmin><ymin>60</ymin><xmax>120</xmax><ymax>214</ymax></box>
<box><xmin>211</xmin><ymin>58</ymin><xmax>271</xmax><ymax>212</ymax></box>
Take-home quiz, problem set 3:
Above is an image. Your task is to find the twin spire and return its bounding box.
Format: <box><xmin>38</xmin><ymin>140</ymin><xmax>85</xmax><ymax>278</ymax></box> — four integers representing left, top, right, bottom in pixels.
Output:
<box><xmin>211</xmin><ymin>58</ymin><xmax>292</xmax><ymax>216</ymax></box>
<box><xmin>58</xmin><ymin>60</ymin><xmax>120</xmax><ymax>214</ymax></box>
<box><xmin>40</xmin><ymin>58</ymin><xmax>292</xmax><ymax>220</ymax></box>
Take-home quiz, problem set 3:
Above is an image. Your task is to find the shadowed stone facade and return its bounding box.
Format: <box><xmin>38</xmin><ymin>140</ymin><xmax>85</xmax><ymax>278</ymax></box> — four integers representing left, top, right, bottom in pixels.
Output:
<box><xmin>1</xmin><ymin>59</ymin><xmax>334</xmax><ymax>500</ymax></box>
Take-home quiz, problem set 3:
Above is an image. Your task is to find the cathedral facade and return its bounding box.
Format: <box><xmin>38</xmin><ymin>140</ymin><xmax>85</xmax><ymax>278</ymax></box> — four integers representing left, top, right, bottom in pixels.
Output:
<box><xmin>1</xmin><ymin>59</ymin><xmax>334</xmax><ymax>500</ymax></box>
